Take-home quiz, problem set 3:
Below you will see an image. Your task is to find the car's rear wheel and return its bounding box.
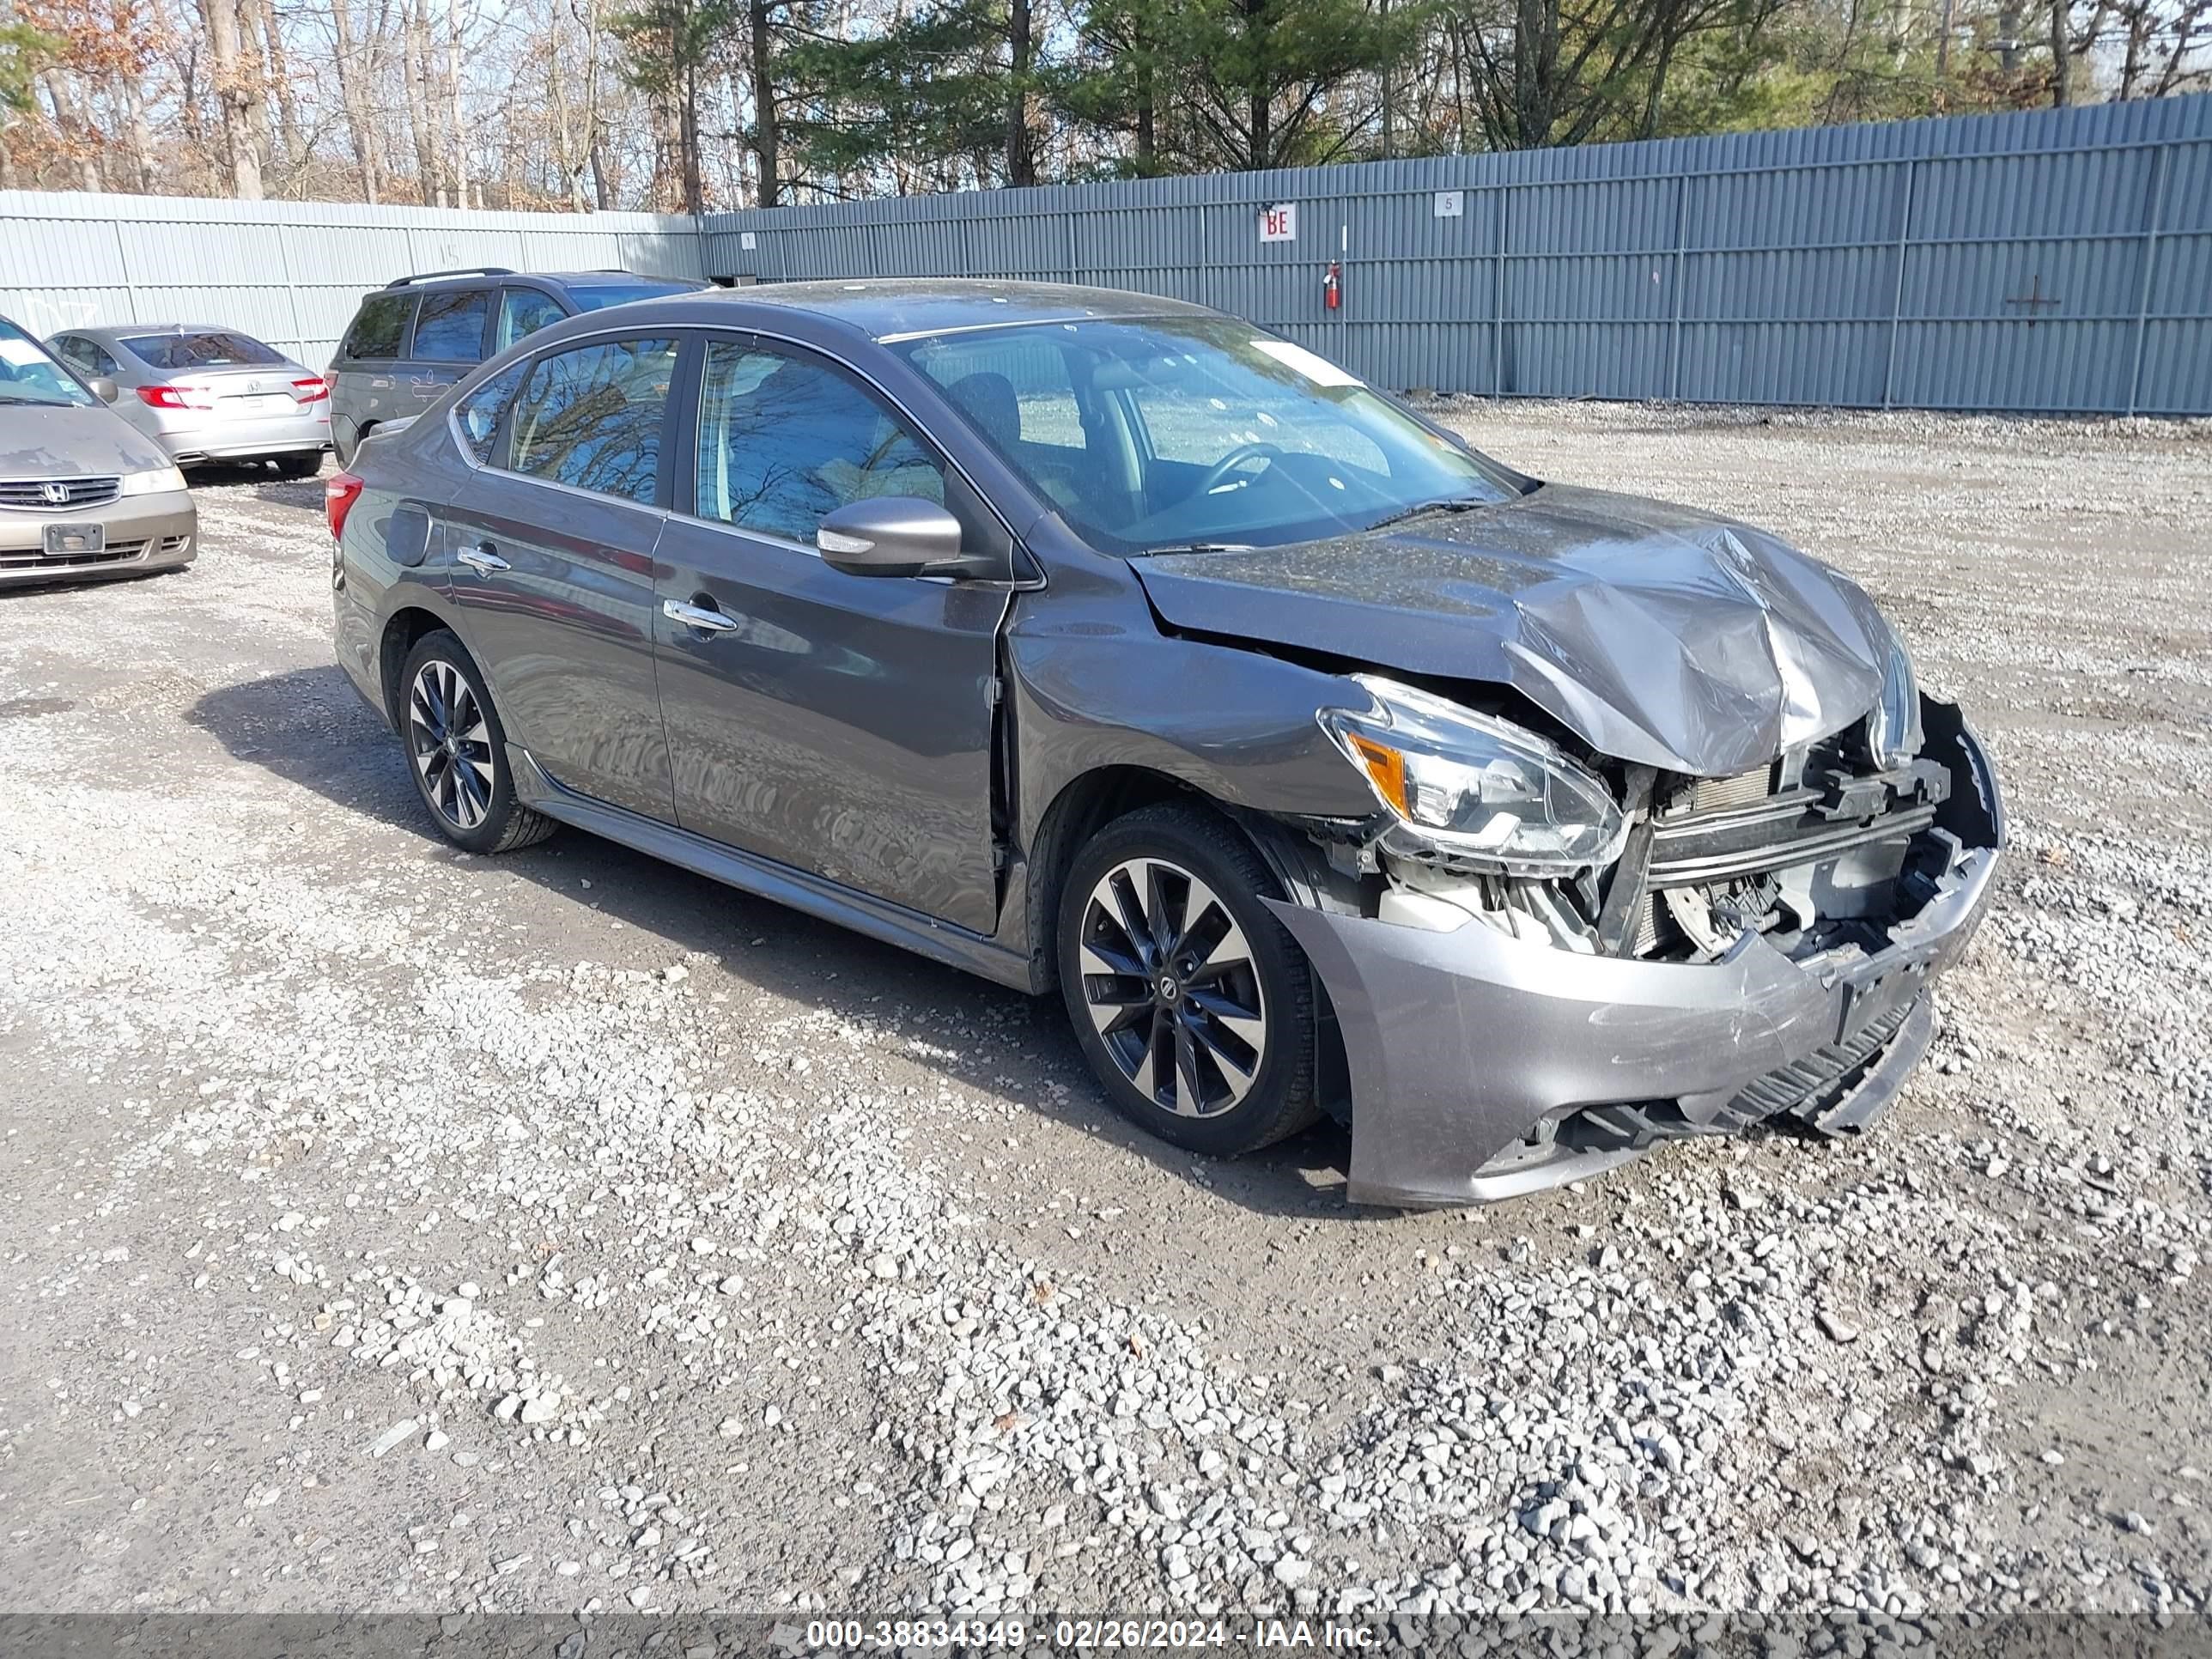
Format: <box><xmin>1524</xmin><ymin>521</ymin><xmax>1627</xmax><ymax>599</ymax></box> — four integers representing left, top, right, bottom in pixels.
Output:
<box><xmin>398</xmin><ymin>630</ymin><xmax>555</xmax><ymax>854</ymax></box>
<box><xmin>271</xmin><ymin>452</ymin><xmax>323</xmax><ymax>480</ymax></box>
<box><xmin>1057</xmin><ymin>803</ymin><xmax>1321</xmax><ymax>1158</ymax></box>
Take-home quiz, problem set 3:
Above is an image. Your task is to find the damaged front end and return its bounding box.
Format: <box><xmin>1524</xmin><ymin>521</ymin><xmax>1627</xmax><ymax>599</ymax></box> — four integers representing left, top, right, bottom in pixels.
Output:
<box><xmin>1268</xmin><ymin>678</ymin><xmax>2004</xmax><ymax>1206</ymax></box>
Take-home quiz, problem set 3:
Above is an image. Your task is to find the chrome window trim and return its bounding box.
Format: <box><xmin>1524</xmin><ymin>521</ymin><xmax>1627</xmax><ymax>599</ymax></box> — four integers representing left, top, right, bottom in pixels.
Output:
<box><xmin>444</xmin><ymin>327</ymin><xmax>683</xmax><ymax>515</ymax></box>
<box><xmin>448</xmin><ymin>318</ymin><xmax>1032</xmax><ymax>575</ymax></box>
<box><xmin>874</xmin><ymin>312</ymin><xmax>1187</xmax><ymax>345</ymax></box>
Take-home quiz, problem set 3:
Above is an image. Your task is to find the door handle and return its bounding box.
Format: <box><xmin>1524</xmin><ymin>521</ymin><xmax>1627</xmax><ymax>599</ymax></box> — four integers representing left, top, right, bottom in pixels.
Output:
<box><xmin>663</xmin><ymin>598</ymin><xmax>738</xmax><ymax>634</ymax></box>
<box><xmin>457</xmin><ymin>543</ymin><xmax>507</xmax><ymax>576</ymax></box>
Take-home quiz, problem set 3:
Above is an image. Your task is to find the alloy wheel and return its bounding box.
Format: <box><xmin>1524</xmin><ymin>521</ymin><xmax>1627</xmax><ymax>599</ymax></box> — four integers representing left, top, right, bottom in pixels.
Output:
<box><xmin>1077</xmin><ymin>857</ymin><xmax>1267</xmax><ymax>1117</ymax></box>
<box><xmin>408</xmin><ymin>659</ymin><xmax>495</xmax><ymax>832</ymax></box>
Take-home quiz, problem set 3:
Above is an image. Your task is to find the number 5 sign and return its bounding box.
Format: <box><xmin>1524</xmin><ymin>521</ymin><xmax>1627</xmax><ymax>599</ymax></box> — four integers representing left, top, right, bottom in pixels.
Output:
<box><xmin>1259</xmin><ymin>204</ymin><xmax>1297</xmax><ymax>243</ymax></box>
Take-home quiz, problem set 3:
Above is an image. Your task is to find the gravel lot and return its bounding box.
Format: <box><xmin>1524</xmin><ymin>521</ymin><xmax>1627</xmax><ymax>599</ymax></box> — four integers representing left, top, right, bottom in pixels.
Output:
<box><xmin>2</xmin><ymin>404</ymin><xmax>2207</xmax><ymax>1624</ymax></box>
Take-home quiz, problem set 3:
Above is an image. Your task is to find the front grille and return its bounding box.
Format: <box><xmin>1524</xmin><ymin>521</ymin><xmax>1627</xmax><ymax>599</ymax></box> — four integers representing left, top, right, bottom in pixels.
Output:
<box><xmin>1728</xmin><ymin>994</ymin><xmax>1918</xmax><ymax>1120</ymax></box>
<box><xmin>0</xmin><ymin>538</ymin><xmax>148</xmax><ymax>570</ymax></box>
<box><xmin>1687</xmin><ymin>764</ymin><xmax>1777</xmax><ymax>812</ymax></box>
<box><xmin>0</xmin><ymin>476</ymin><xmax>122</xmax><ymax>509</ymax></box>
<box><xmin>1555</xmin><ymin>992</ymin><xmax>1922</xmax><ymax>1154</ymax></box>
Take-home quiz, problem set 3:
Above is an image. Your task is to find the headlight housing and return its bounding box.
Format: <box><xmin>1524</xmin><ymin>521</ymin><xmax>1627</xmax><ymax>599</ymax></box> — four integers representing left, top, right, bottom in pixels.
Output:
<box><xmin>1866</xmin><ymin>632</ymin><xmax>1923</xmax><ymax>771</ymax></box>
<box><xmin>118</xmin><ymin>465</ymin><xmax>187</xmax><ymax>497</ymax></box>
<box><xmin>1320</xmin><ymin>675</ymin><xmax>1628</xmax><ymax>875</ymax></box>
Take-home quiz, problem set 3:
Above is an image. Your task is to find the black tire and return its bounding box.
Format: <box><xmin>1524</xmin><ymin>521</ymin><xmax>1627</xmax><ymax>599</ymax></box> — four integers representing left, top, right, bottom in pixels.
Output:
<box><xmin>396</xmin><ymin>630</ymin><xmax>556</xmax><ymax>854</ymax></box>
<box><xmin>1057</xmin><ymin>802</ymin><xmax>1321</xmax><ymax>1158</ymax></box>
<box><xmin>272</xmin><ymin>452</ymin><xmax>323</xmax><ymax>481</ymax></box>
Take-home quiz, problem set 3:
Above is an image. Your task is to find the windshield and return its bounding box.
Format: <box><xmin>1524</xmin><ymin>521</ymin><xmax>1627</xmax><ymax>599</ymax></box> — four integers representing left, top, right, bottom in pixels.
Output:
<box><xmin>0</xmin><ymin>321</ymin><xmax>97</xmax><ymax>408</ymax></box>
<box><xmin>568</xmin><ymin>281</ymin><xmax>700</xmax><ymax>313</ymax></box>
<box><xmin>890</xmin><ymin>315</ymin><xmax>1517</xmax><ymax>553</ymax></box>
<box><xmin>122</xmin><ymin>330</ymin><xmax>287</xmax><ymax>370</ymax></box>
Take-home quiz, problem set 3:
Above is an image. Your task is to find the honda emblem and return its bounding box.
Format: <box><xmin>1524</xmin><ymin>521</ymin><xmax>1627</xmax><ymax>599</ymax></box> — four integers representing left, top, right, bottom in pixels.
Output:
<box><xmin>41</xmin><ymin>482</ymin><xmax>70</xmax><ymax>505</ymax></box>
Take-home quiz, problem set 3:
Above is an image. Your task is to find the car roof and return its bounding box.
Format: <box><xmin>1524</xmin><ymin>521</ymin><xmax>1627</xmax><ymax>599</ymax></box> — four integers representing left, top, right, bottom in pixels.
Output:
<box><xmin>556</xmin><ymin>270</ymin><xmax>699</xmax><ymax>289</ymax></box>
<box><xmin>568</xmin><ymin>278</ymin><xmax>1220</xmax><ymax>343</ymax></box>
<box><xmin>378</xmin><ymin>269</ymin><xmax>696</xmax><ymax>295</ymax></box>
<box><xmin>76</xmin><ymin>323</ymin><xmax>275</xmax><ymax>341</ymax></box>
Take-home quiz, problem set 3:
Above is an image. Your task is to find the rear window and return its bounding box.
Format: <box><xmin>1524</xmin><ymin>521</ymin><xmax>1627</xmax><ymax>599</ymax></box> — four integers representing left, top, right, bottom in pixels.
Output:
<box><xmin>412</xmin><ymin>289</ymin><xmax>492</xmax><ymax>362</ymax></box>
<box><xmin>122</xmin><ymin>331</ymin><xmax>286</xmax><ymax>370</ymax></box>
<box><xmin>342</xmin><ymin>293</ymin><xmax>416</xmax><ymax>362</ymax></box>
<box><xmin>566</xmin><ymin>282</ymin><xmax>698</xmax><ymax>313</ymax></box>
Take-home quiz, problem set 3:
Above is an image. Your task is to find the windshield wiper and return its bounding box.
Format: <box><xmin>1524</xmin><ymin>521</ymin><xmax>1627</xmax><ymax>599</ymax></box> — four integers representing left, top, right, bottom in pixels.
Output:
<box><xmin>0</xmin><ymin>395</ymin><xmax>75</xmax><ymax>408</ymax></box>
<box><xmin>1137</xmin><ymin>541</ymin><xmax>1255</xmax><ymax>557</ymax></box>
<box><xmin>1363</xmin><ymin>495</ymin><xmax>1491</xmax><ymax>532</ymax></box>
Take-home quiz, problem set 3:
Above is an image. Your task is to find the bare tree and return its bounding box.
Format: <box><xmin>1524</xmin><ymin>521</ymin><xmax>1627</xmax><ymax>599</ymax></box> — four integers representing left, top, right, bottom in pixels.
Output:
<box><xmin>404</xmin><ymin>0</ymin><xmax>441</xmax><ymax>201</ymax></box>
<box><xmin>442</xmin><ymin>0</ymin><xmax>466</xmax><ymax>204</ymax></box>
<box><xmin>197</xmin><ymin>0</ymin><xmax>263</xmax><ymax>195</ymax></box>
<box><xmin>329</xmin><ymin>0</ymin><xmax>385</xmax><ymax>200</ymax></box>
<box><xmin>549</xmin><ymin>0</ymin><xmax>608</xmax><ymax>208</ymax></box>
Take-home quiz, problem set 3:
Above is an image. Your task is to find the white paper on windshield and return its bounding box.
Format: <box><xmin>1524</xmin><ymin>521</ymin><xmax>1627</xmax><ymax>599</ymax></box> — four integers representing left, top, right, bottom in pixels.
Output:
<box><xmin>0</xmin><ymin>337</ymin><xmax>47</xmax><ymax>368</ymax></box>
<box><xmin>1249</xmin><ymin>338</ymin><xmax>1361</xmax><ymax>388</ymax></box>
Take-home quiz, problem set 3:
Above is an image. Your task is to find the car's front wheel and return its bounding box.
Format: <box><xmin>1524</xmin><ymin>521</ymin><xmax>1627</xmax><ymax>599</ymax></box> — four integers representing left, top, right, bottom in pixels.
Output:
<box><xmin>397</xmin><ymin>630</ymin><xmax>555</xmax><ymax>854</ymax></box>
<box><xmin>1057</xmin><ymin>803</ymin><xmax>1321</xmax><ymax>1158</ymax></box>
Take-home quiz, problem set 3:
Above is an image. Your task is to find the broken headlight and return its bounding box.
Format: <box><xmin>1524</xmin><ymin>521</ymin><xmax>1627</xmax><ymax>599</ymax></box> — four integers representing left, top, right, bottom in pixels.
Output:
<box><xmin>1321</xmin><ymin>675</ymin><xmax>1628</xmax><ymax>875</ymax></box>
<box><xmin>1866</xmin><ymin>633</ymin><xmax>1923</xmax><ymax>770</ymax></box>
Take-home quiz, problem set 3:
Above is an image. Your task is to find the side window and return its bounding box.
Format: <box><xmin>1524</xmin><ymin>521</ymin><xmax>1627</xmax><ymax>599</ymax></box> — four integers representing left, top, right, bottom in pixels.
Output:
<box><xmin>909</xmin><ymin>332</ymin><xmax>1085</xmax><ymax>454</ymax></box>
<box><xmin>507</xmin><ymin>336</ymin><xmax>678</xmax><ymax>503</ymax></box>
<box><xmin>411</xmin><ymin>289</ymin><xmax>492</xmax><ymax>363</ymax></box>
<box><xmin>342</xmin><ymin>293</ymin><xmax>416</xmax><ymax>362</ymax></box>
<box><xmin>453</xmin><ymin>362</ymin><xmax>526</xmax><ymax>465</ymax></box>
<box><xmin>55</xmin><ymin>336</ymin><xmax>118</xmax><ymax>377</ymax></box>
<box><xmin>694</xmin><ymin>340</ymin><xmax>947</xmax><ymax>544</ymax></box>
<box><xmin>497</xmin><ymin>289</ymin><xmax>568</xmax><ymax>353</ymax></box>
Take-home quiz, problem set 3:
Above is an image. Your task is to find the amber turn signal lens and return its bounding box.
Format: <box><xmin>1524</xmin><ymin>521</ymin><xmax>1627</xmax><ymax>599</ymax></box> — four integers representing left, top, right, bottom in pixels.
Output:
<box><xmin>1345</xmin><ymin>732</ymin><xmax>1410</xmax><ymax>816</ymax></box>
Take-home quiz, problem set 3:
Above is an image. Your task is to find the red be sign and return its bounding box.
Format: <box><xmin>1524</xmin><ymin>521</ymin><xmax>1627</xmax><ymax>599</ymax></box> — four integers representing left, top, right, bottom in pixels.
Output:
<box><xmin>1259</xmin><ymin>204</ymin><xmax>1297</xmax><ymax>243</ymax></box>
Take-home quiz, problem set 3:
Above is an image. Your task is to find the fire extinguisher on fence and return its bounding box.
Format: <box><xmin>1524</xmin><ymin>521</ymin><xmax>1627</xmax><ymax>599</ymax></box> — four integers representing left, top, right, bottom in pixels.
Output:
<box><xmin>1322</xmin><ymin>260</ymin><xmax>1342</xmax><ymax>312</ymax></box>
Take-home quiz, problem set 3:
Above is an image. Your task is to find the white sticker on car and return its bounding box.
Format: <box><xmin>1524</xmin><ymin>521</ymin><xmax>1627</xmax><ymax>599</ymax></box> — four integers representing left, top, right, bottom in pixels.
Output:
<box><xmin>1248</xmin><ymin>339</ymin><xmax>1361</xmax><ymax>388</ymax></box>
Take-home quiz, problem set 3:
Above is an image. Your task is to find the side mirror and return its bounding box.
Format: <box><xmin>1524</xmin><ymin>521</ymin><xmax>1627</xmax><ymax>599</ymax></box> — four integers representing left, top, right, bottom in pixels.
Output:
<box><xmin>817</xmin><ymin>496</ymin><xmax>1002</xmax><ymax>580</ymax></box>
<box><xmin>88</xmin><ymin>376</ymin><xmax>119</xmax><ymax>404</ymax></box>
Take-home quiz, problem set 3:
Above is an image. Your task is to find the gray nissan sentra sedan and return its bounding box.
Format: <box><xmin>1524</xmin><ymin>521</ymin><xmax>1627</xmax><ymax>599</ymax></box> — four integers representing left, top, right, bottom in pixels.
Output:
<box><xmin>327</xmin><ymin>281</ymin><xmax>2003</xmax><ymax>1206</ymax></box>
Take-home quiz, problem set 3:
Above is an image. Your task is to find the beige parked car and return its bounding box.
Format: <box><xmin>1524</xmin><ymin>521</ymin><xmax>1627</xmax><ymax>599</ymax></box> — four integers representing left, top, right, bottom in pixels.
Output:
<box><xmin>0</xmin><ymin>315</ymin><xmax>197</xmax><ymax>586</ymax></box>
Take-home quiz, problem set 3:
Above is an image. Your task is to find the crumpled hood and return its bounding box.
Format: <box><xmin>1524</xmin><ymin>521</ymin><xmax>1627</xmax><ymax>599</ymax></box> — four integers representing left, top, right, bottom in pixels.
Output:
<box><xmin>0</xmin><ymin>404</ymin><xmax>170</xmax><ymax>478</ymax></box>
<box><xmin>1131</xmin><ymin>483</ymin><xmax>1894</xmax><ymax>778</ymax></box>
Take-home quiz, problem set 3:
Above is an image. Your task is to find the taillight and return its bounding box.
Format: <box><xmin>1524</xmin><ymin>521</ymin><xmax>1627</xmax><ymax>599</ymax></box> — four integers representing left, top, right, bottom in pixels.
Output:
<box><xmin>137</xmin><ymin>384</ymin><xmax>189</xmax><ymax>409</ymax></box>
<box><xmin>293</xmin><ymin>376</ymin><xmax>329</xmax><ymax>403</ymax></box>
<box><xmin>325</xmin><ymin>472</ymin><xmax>365</xmax><ymax>541</ymax></box>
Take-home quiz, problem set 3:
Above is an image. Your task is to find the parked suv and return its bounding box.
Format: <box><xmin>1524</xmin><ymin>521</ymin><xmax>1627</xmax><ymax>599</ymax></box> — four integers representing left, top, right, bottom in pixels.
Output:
<box><xmin>326</xmin><ymin>281</ymin><xmax>2003</xmax><ymax>1206</ymax></box>
<box><xmin>327</xmin><ymin>268</ymin><xmax>702</xmax><ymax>464</ymax></box>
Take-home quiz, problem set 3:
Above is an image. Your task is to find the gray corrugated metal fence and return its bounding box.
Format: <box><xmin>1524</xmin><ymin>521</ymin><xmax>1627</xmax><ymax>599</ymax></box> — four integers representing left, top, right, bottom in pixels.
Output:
<box><xmin>4</xmin><ymin>95</ymin><xmax>2209</xmax><ymax>412</ymax></box>
<box><xmin>0</xmin><ymin>192</ymin><xmax>705</xmax><ymax>369</ymax></box>
<box><xmin>702</xmin><ymin>94</ymin><xmax>2212</xmax><ymax>416</ymax></box>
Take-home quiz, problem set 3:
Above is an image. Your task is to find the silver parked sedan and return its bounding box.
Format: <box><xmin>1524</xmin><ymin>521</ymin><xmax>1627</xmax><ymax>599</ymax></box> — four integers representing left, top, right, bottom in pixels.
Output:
<box><xmin>46</xmin><ymin>324</ymin><xmax>329</xmax><ymax>475</ymax></box>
